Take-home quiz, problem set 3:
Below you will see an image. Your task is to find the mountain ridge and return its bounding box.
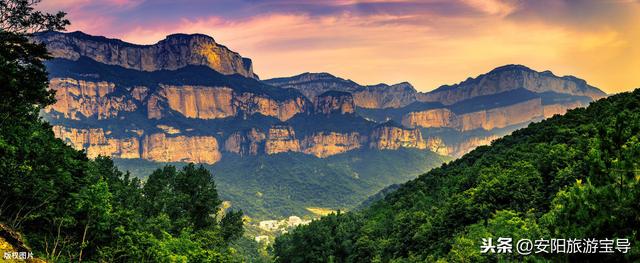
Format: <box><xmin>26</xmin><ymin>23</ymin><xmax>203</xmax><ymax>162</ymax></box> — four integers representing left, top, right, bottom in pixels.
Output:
<box><xmin>34</xmin><ymin>31</ymin><xmax>258</xmax><ymax>78</ymax></box>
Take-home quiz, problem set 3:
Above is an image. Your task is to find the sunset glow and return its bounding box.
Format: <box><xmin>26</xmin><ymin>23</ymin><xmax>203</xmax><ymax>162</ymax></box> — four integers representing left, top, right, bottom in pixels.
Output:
<box><xmin>39</xmin><ymin>0</ymin><xmax>640</xmax><ymax>93</ymax></box>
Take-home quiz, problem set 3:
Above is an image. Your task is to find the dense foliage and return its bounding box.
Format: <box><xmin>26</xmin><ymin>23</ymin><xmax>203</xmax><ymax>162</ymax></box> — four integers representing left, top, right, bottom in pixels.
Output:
<box><xmin>0</xmin><ymin>1</ymin><xmax>244</xmax><ymax>261</ymax></box>
<box><xmin>115</xmin><ymin>149</ymin><xmax>448</xmax><ymax>220</ymax></box>
<box><xmin>274</xmin><ymin>89</ymin><xmax>640</xmax><ymax>262</ymax></box>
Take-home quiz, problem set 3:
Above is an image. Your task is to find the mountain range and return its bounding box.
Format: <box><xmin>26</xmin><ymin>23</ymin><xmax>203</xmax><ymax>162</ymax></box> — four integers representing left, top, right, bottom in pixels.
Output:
<box><xmin>33</xmin><ymin>31</ymin><xmax>607</xmax><ymax>218</ymax></box>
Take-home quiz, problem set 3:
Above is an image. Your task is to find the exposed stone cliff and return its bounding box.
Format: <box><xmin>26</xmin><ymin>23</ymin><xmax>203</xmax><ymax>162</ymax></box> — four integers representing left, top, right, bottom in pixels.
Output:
<box><xmin>369</xmin><ymin>124</ymin><xmax>427</xmax><ymax>150</ymax></box>
<box><xmin>142</xmin><ymin>133</ymin><xmax>221</xmax><ymax>164</ymax></box>
<box><xmin>542</xmin><ymin>101</ymin><xmax>586</xmax><ymax>118</ymax></box>
<box><xmin>353</xmin><ymin>82</ymin><xmax>417</xmax><ymax>109</ymax></box>
<box><xmin>402</xmin><ymin>108</ymin><xmax>455</xmax><ymax>129</ymax></box>
<box><xmin>224</xmin><ymin>128</ymin><xmax>266</xmax><ymax>156</ymax></box>
<box><xmin>403</xmin><ymin>98</ymin><xmax>546</xmax><ymax>131</ymax></box>
<box><xmin>146</xmin><ymin>85</ymin><xmax>309</xmax><ymax>121</ymax></box>
<box><xmin>301</xmin><ymin>132</ymin><xmax>363</xmax><ymax>158</ymax></box>
<box><xmin>52</xmin><ymin>126</ymin><xmax>140</xmax><ymax>159</ymax></box>
<box><xmin>46</xmin><ymin>78</ymin><xmax>137</xmax><ymax>119</ymax></box>
<box><xmin>35</xmin><ymin>31</ymin><xmax>257</xmax><ymax>78</ymax></box>
<box><xmin>314</xmin><ymin>91</ymin><xmax>355</xmax><ymax>115</ymax></box>
<box><xmin>426</xmin><ymin>135</ymin><xmax>499</xmax><ymax>157</ymax></box>
<box><xmin>223</xmin><ymin>125</ymin><xmax>425</xmax><ymax>158</ymax></box>
<box><xmin>265</xmin><ymin>125</ymin><xmax>301</xmax><ymax>154</ymax></box>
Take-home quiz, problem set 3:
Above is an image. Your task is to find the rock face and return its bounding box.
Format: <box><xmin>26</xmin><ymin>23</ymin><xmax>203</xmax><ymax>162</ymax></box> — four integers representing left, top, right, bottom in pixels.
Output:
<box><xmin>301</xmin><ymin>132</ymin><xmax>363</xmax><ymax>158</ymax></box>
<box><xmin>426</xmin><ymin>135</ymin><xmax>499</xmax><ymax>157</ymax></box>
<box><xmin>265</xmin><ymin>73</ymin><xmax>418</xmax><ymax>109</ymax></box>
<box><xmin>146</xmin><ymin>85</ymin><xmax>308</xmax><ymax>121</ymax></box>
<box><xmin>353</xmin><ymin>82</ymin><xmax>417</xmax><ymax>109</ymax></box>
<box><xmin>148</xmin><ymin>85</ymin><xmax>235</xmax><ymax>119</ymax></box>
<box><xmin>265</xmin><ymin>125</ymin><xmax>301</xmax><ymax>154</ymax></box>
<box><xmin>403</xmin><ymin>98</ymin><xmax>545</xmax><ymax>131</ymax></box>
<box><xmin>369</xmin><ymin>124</ymin><xmax>427</xmax><ymax>150</ymax></box>
<box><xmin>314</xmin><ymin>91</ymin><xmax>355</xmax><ymax>115</ymax></box>
<box><xmin>223</xmin><ymin>125</ymin><xmax>424</xmax><ymax>158</ymax></box>
<box><xmin>542</xmin><ymin>101</ymin><xmax>585</xmax><ymax>118</ymax></box>
<box><xmin>417</xmin><ymin>65</ymin><xmax>606</xmax><ymax>105</ymax></box>
<box><xmin>53</xmin><ymin>126</ymin><xmax>140</xmax><ymax>159</ymax></box>
<box><xmin>224</xmin><ymin>128</ymin><xmax>266</xmax><ymax>156</ymax></box>
<box><xmin>35</xmin><ymin>31</ymin><xmax>257</xmax><ymax>78</ymax></box>
<box><xmin>402</xmin><ymin>108</ymin><xmax>455</xmax><ymax>129</ymax></box>
<box><xmin>46</xmin><ymin>78</ymin><xmax>137</xmax><ymax>119</ymax></box>
<box><xmin>142</xmin><ymin>133</ymin><xmax>221</xmax><ymax>164</ymax></box>
<box><xmin>40</xmin><ymin>31</ymin><xmax>609</xmax><ymax>163</ymax></box>
<box><xmin>53</xmin><ymin>126</ymin><xmax>221</xmax><ymax>164</ymax></box>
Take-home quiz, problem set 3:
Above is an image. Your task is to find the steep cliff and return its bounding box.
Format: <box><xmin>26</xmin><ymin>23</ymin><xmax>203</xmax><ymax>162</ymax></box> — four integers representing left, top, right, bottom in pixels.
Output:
<box><xmin>46</xmin><ymin>78</ymin><xmax>137</xmax><ymax>119</ymax></box>
<box><xmin>52</xmin><ymin>126</ymin><xmax>140</xmax><ymax>159</ymax></box>
<box><xmin>314</xmin><ymin>91</ymin><xmax>355</xmax><ymax>115</ymax></box>
<box><xmin>542</xmin><ymin>100</ymin><xmax>586</xmax><ymax>118</ymax></box>
<box><xmin>265</xmin><ymin>125</ymin><xmax>301</xmax><ymax>154</ymax></box>
<box><xmin>34</xmin><ymin>31</ymin><xmax>257</xmax><ymax>78</ymax></box>
<box><xmin>353</xmin><ymin>82</ymin><xmax>417</xmax><ymax>109</ymax></box>
<box><xmin>455</xmin><ymin>98</ymin><xmax>543</xmax><ymax>131</ymax></box>
<box><xmin>224</xmin><ymin>128</ymin><xmax>266</xmax><ymax>156</ymax></box>
<box><xmin>148</xmin><ymin>85</ymin><xmax>235</xmax><ymax>119</ymax></box>
<box><xmin>418</xmin><ymin>64</ymin><xmax>606</xmax><ymax>105</ymax></box>
<box><xmin>301</xmin><ymin>132</ymin><xmax>363</xmax><ymax>157</ymax></box>
<box><xmin>403</xmin><ymin>98</ymin><xmax>544</xmax><ymax>131</ymax></box>
<box><xmin>142</xmin><ymin>133</ymin><xmax>221</xmax><ymax>164</ymax></box>
<box><xmin>401</xmin><ymin>108</ymin><xmax>454</xmax><ymax>129</ymax></box>
<box><xmin>141</xmin><ymin>84</ymin><xmax>309</xmax><ymax>121</ymax></box>
<box><xmin>369</xmin><ymin>123</ymin><xmax>427</xmax><ymax>150</ymax></box>
<box><xmin>426</xmin><ymin>135</ymin><xmax>499</xmax><ymax>157</ymax></box>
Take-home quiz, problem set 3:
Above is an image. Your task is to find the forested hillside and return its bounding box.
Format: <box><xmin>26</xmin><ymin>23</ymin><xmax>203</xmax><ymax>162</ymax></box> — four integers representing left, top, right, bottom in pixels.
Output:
<box><xmin>274</xmin><ymin>89</ymin><xmax>640</xmax><ymax>262</ymax></box>
<box><xmin>115</xmin><ymin>148</ymin><xmax>448</xmax><ymax>220</ymax></box>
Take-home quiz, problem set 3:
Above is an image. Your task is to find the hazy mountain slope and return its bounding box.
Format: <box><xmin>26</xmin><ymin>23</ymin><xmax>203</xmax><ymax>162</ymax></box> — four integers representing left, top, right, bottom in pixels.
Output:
<box><xmin>114</xmin><ymin>148</ymin><xmax>450</xmax><ymax>220</ymax></box>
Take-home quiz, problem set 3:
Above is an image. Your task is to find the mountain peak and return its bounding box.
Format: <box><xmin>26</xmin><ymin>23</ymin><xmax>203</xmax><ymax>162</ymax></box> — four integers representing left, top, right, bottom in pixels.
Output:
<box><xmin>164</xmin><ymin>33</ymin><xmax>216</xmax><ymax>41</ymax></box>
<box><xmin>424</xmin><ymin>64</ymin><xmax>606</xmax><ymax>105</ymax></box>
<box><xmin>488</xmin><ymin>64</ymin><xmax>534</xmax><ymax>73</ymax></box>
<box><xmin>33</xmin><ymin>31</ymin><xmax>258</xmax><ymax>79</ymax></box>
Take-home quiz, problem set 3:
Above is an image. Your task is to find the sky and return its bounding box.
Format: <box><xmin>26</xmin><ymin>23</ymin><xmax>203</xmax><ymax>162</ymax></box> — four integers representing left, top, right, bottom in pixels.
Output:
<box><xmin>38</xmin><ymin>0</ymin><xmax>640</xmax><ymax>93</ymax></box>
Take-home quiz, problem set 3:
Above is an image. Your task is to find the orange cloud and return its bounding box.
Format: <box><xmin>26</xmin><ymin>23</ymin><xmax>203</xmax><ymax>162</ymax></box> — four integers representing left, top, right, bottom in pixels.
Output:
<box><xmin>38</xmin><ymin>0</ymin><xmax>640</xmax><ymax>93</ymax></box>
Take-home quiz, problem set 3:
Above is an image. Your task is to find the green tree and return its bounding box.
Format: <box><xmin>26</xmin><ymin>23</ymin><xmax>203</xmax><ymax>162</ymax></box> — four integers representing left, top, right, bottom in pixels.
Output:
<box><xmin>74</xmin><ymin>178</ymin><xmax>113</xmax><ymax>262</ymax></box>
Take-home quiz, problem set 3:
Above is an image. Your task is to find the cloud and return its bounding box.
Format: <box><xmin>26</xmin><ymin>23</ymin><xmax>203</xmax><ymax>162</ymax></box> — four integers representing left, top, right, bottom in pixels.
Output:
<box><xmin>35</xmin><ymin>0</ymin><xmax>640</xmax><ymax>93</ymax></box>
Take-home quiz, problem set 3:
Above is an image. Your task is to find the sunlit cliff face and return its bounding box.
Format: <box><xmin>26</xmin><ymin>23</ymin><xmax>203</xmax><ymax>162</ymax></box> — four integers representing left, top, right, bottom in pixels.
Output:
<box><xmin>38</xmin><ymin>0</ymin><xmax>640</xmax><ymax>94</ymax></box>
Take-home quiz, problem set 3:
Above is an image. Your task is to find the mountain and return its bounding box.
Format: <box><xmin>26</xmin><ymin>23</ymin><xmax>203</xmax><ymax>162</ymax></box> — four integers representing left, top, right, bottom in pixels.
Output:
<box><xmin>268</xmin><ymin>66</ymin><xmax>606</xmax><ymax>157</ymax></box>
<box><xmin>35</xmin><ymin>31</ymin><xmax>258</xmax><ymax>78</ymax></box>
<box><xmin>265</xmin><ymin>72</ymin><xmax>418</xmax><ymax>109</ymax></box>
<box><xmin>34</xmin><ymin>31</ymin><xmax>443</xmax><ymax>219</ymax></box>
<box><xmin>273</xmin><ymin>88</ymin><xmax>640</xmax><ymax>262</ymax></box>
<box><xmin>34</xmin><ymin>31</ymin><xmax>607</xmax><ymax>220</ymax></box>
<box><xmin>418</xmin><ymin>64</ymin><xmax>606</xmax><ymax>105</ymax></box>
